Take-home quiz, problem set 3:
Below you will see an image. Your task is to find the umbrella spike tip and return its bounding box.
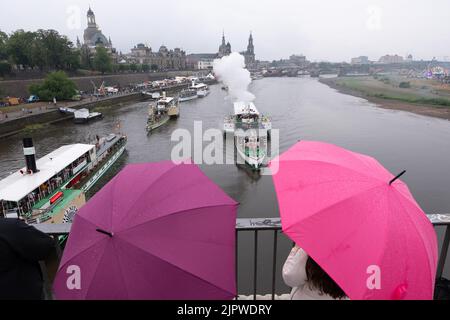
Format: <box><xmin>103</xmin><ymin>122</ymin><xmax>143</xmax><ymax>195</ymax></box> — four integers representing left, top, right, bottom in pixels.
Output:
<box><xmin>389</xmin><ymin>170</ymin><xmax>407</xmax><ymax>186</ymax></box>
<box><xmin>96</xmin><ymin>228</ymin><xmax>113</xmax><ymax>237</ymax></box>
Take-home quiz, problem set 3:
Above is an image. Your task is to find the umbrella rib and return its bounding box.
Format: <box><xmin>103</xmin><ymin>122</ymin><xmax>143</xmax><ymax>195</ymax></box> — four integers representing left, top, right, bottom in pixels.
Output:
<box><xmin>284</xmin><ymin>185</ymin><xmax>387</xmax><ymax>300</ymax></box>
<box><xmin>111</xmin><ymin>163</ymin><xmax>179</xmax><ymax>227</ymax></box>
<box><xmin>390</xmin><ymin>190</ymin><xmax>435</xmax><ymax>293</ymax></box>
<box><xmin>282</xmin><ymin>178</ymin><xmax>378</xmax><ymax>194</ymax></box>
<box><xmin>277</xmin><ymin>159</ymin><xmax>387</xmax><ymax>182</ymax></box>
<box><xmin>117</xmin><ymin>203</ymin><xmax>237</xmax><ymax>235</ymax></box>
<box><xmin>57</xmin><ymin>238</ymin><xmax>108</xmax><ymax>274</ymax></box>
<box><xmin>115</xmin><ymin>236</ymin><xmax>235</xmax><ymax>296</ymax></box>
<box><xmin>57</xmin><ymin>215</ymin><xmax>109</xmax><ymax>269</ymax></box>
<box><xmin>284</xmin><ymin>184</ymin><xmax>383</xmax><ymax>234</ymax></box>
<box><xmin>112</xmin><ymin>239</ymin><xmax>130</xmax><ymax>300</ymax></box>
<box><xmin>82</xmin><ymin>240</ymin><xmax>110</xmax><ymax>300</ymax></box>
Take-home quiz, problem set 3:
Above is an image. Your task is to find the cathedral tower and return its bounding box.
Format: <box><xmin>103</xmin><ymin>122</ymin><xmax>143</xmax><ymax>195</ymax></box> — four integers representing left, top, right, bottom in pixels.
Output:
<box><xmin>87</xmin><ymin>7</ymin><xmax>96</xmax><ymax>28</ymax></box>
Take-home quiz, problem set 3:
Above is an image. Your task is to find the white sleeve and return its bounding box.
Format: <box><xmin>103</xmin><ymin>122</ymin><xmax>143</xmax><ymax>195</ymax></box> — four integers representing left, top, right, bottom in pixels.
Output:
<box><xmin>282</xmin><ymin>247</ymin><xmax>308</xmax><ymax>288</ymax></box>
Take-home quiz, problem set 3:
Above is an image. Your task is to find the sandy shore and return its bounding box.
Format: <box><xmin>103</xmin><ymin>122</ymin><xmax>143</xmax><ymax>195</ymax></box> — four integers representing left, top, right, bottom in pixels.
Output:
<box><xmin>320</xmin><ymin>78</ymin><xmax>450</xmax><ymax>121</ymax></box>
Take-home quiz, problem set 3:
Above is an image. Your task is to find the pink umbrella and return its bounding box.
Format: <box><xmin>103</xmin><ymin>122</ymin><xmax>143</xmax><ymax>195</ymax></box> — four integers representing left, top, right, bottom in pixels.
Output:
<box><xmin>270</xmin><ymin>141</ymin><xmax>438</xmax><ymax>300</ymax></box>
<box><xmin>53</xmin><ymin>162</ymin><xmax>238</xmax><ymax>300</ymax></box>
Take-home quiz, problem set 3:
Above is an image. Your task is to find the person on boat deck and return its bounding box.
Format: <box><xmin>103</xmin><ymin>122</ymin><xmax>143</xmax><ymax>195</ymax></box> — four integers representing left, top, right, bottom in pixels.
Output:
<box><xmin>282</xmin><ymin>246</ymin><xmax>348</xmax><ymax>300</ymax></box>
<box><xmin>0</xmin><ymin>218</ymin><xmax>54</xmax><ymax>300</ymax></box>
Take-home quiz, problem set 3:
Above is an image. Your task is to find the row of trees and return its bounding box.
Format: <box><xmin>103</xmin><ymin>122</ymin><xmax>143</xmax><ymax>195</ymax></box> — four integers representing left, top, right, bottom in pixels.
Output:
<box><xmin>0</xmin><ymin>29</ymin><xmax>80</xmax><ymax>72</ymax></box>
<box><xmin>0</xmin><ymin>29</ymin><xmax>118</xmax><ymax>75</ymax></box>
<box><xmin>0</xmin><ymin>29</ymin><xmax>169</xmax><ymax>78</ymax></box>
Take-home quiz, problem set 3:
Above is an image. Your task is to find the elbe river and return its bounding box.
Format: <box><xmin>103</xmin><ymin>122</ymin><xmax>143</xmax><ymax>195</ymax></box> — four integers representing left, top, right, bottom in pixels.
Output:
<box><xmin>1</xmin><ymin>77</ymin><xmax>450</xmax><ymax>294</ymax></box>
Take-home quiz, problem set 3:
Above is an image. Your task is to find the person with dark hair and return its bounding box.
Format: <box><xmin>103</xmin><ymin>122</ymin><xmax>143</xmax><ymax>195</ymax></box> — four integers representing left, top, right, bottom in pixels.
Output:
<box><xmin>282</xmin><ymin>246</ymin><xmax>347</xmax><ymax>300</ymax></box>
<box><xmin>0</xmin><ymin>218</ymin><xmax>54</xmax><ymax>300</ymax></box>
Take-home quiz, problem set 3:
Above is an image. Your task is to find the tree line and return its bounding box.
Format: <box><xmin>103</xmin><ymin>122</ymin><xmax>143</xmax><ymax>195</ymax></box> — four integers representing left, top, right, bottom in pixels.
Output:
<box><xmin>0</xmin><ymin>29</ymin><xmax>121</xmax><ymax>76</ymax></box>
<box><xmin>0</xmin><ymin>29</ymin><xmax>164</xmax><ymax>77</ymax></box>
<box><xmin>0</xmin><ymin>29</ymin><xmax>80</xmax><ymax>74</ymax></box>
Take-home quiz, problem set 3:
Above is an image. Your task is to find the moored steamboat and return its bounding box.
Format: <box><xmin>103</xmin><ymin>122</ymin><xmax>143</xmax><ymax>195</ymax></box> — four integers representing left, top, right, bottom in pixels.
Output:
<box><xmin>0</xmin><ymin>134</ymin><xmax>127</xmax><ymax>224</ymax></box>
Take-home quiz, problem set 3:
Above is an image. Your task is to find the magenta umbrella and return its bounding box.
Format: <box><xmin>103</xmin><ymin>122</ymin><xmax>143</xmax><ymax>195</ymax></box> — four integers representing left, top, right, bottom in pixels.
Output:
<box><xmin>269</xmin><ymin>141</ymin><xmax>438</xmax><ymax>300</ymax></box>
<box><xmin>53</xmin><ymin>162</ymin><xmax>238</xmax><ymax>300</ymax></box>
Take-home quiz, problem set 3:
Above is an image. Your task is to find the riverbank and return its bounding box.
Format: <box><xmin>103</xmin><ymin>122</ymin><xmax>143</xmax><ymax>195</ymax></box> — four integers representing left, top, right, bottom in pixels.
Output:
<box><xmin>320</xmin><ymin>77</ymin><xmax>450</xmax><ymax>121</ymax></box>
<box><xmin>0</xmin><ymin>80</ymin><xmax>216</xmax><ymax>139</ymax></box>
<box><xmin>0</xmin><ymin>92</ymin><xmax>146</xmax><ymax>139</ymax></box>
<box><xmin>0</xmin><ymin>70</ymin><xmax>199</xmax><ymax>97</ymax></box>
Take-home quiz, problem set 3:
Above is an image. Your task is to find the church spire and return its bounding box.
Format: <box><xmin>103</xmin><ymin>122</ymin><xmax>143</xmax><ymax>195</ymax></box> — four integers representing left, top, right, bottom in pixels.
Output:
<box><xmin>222</xmin><ymin>30</ymin><xmax>226</xmax><ymax>46</ymax></box>
<box><xmin>87</xmin><ymin>6</ymin><xmax>96</xmax><ymax>27</ymax></box>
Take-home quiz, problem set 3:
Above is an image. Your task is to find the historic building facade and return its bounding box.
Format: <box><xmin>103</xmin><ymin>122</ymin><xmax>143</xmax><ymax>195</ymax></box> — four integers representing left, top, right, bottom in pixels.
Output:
<box><xmin>128</xmin><ymin>44</ymin><xmax>186</xmax><ymax>71</ymax></box>
<box><xmin>187</xmin><ymin>32</ymin><xmax>257</xmax><ymax>70</ymax></box>
<box><xmin>77</xmin><ymin>7</ymin><xmax>118</xmax><ymax>62</ymax></box>
<box><xmin>185</xmin><ymin>54</ymin><xmax>216</xmax><ymax>70</ymax></box>
<box><xmin>240</xmin><ymin>33</ymin><xmax>255</xmax><ymax>67</ymax></box>
<box><xmin>218</xmin><ymin>33</ymin><xmax>232</xmax><ymax>58</ymax></box>
<box><xmin>218</xmin><ymin>32</ymin><xmax>256</xmax><ymax>68</ymax></box>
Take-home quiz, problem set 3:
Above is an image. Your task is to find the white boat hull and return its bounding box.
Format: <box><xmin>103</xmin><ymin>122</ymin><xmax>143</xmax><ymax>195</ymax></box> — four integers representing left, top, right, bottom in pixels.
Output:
<box><xmin>235</xmin><ymin>143</ymin><xmax>265</xmax><ymax>170</ymax></box>
<box><xmin>81</xmin><ymin>144</ymin><xmax>126</xmax><ymax>192</ymax></box>
<box><xmin>234</xmin><ymin>135</ymin><xmax>266</xmax><ymax>170</ymax></box>
<box><xmin>197</xmin><ymin>90</ymin><xmax>210</xmax><ymax>98</ymax></box>
<box><xmin>179</xmin><ymin>95</ymin><xmax>198</xmax><ymax>102</ymax></box>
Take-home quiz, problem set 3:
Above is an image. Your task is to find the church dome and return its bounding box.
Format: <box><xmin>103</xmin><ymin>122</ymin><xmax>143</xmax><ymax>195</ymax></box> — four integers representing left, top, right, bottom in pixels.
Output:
<box><xmin>92</xmin><ymin>32</ymin><xmax>109</xmax><ymax>46</ymax></box>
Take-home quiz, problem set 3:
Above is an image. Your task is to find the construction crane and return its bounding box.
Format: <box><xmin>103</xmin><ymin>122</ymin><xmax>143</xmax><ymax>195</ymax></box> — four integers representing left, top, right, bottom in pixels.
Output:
<box><xmin>90</xmin><ymin>80</ymin><xmax>106</xmax><ymax>96</ymax></box>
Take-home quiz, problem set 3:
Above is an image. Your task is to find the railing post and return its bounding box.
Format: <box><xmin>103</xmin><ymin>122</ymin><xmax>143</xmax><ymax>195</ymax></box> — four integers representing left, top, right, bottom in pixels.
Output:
<box><xmin>436</xmin><ymin>225</ymin><xmax>450</xmax><ymax>279</ymax></box>
<box><xmin>253</xmin><ymin>230</ymin><xmax>258</xmax><ymax>300</ymax></box>
<box><xmin>271</xmin><ymin>230</ymin><xmax>278</xmax><ymax>300</ymax></box>
<box><xmin>235</xmin><ymin>230</ymin><xmax>239</xmax><ymax>300</ymax></box>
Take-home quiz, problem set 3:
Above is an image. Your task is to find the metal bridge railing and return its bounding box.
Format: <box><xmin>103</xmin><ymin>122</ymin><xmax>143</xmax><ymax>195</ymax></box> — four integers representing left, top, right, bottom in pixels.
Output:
<box><xmin>35</xmin><ymin>213</ymin><xmax>450</xmax><ymax>300</ymax></box>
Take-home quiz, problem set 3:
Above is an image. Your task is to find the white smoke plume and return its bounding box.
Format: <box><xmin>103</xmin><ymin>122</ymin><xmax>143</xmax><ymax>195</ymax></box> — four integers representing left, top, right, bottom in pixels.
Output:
<box><xmin>213</xmin><ymin>52</ymin><xmax>255</xmax><ymax>103</ymax></box>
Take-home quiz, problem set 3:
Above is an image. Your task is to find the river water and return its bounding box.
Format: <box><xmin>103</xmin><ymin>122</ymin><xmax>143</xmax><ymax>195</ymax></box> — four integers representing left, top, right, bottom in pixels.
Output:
<box><xmin>1</xmin><ymin>77</ymin><xmax>450</xmax><ymax>294</ymax></box>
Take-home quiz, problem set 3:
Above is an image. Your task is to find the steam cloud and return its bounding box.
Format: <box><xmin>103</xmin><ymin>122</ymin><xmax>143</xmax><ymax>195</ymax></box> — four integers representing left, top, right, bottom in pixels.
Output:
<box><xmin>213</xmin><ymin>52</ymin><xmax>255</xmax><ymax>103</ymax></box>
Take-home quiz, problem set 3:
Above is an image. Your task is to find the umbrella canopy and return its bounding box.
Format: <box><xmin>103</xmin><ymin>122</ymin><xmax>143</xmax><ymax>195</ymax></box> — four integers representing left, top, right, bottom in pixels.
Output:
<box><xmin>270</xmin><ymin>141</ymin><xmax>438</xmax><ymax>300</ymax></box>
<box><xmin>53</xmin><ymin>162</ymin><xmax>238</xmax><ymax>300</ymax></box>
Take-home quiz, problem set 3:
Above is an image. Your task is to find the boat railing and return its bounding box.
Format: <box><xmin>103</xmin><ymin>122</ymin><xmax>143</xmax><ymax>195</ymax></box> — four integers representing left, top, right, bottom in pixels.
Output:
<box><xmin>35</xmin><ymin>213</ymin><xmax>450</xmax><ymax>300</ymax></box>
<box><xmin>28</xmin><ymin>196</ymin><xmax>64</xmax><ymax>220</ymax></box>
<box><xmin>19</xmin><ymin>175</ymin><xmax>74</xmax><ymax>220</ymax></box>
<box><xmin>26</xmin><ymin>213</ymin><xmax>52</xmax><ymax>225</ymax></box>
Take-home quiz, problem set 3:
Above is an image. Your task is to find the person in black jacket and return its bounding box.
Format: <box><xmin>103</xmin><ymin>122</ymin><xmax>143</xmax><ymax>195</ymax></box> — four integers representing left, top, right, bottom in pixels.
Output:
<box><xmin>0</xmin><ymin>218</ymin><xmax>54</xmax><ymax>300</ymax></box>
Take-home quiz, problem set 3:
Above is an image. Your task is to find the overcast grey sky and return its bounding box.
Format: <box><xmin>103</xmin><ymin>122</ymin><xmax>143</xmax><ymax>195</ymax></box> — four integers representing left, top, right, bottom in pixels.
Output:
<box><xmin>1</xmin><ymin>0</ymin><xmax>449</xmax><ymax>62</ymax></box>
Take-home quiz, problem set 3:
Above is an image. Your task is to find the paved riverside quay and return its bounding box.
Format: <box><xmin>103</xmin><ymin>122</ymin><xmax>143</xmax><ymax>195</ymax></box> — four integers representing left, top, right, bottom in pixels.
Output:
<box><xmin>0</xmin><ymin>80</ymin><xmax>215</xmax><ymax>139</ymax></box>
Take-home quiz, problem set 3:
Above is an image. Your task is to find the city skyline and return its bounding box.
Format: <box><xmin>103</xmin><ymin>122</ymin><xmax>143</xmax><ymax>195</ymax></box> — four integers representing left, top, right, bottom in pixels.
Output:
<box><xmin>0</xmin><ymin>0</ymin><xmax>449</xmax><ymax>62</ymax></box>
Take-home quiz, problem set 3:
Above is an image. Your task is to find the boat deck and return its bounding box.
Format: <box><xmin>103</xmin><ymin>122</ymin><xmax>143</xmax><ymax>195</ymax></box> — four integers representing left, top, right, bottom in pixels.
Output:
<box><xmin>30</xmin><ymin>189</ymin><xmax>82</xmax><ymax>223</ymax></box>
<box><xmin>234</xmin><ymin>121</ymin><xmax>268</xmax><ymax>131</ymax></box>
<box><xmin>97</xmin><ymin>135</ymin><xmax>121</xmax><ymax>157</ymax></box>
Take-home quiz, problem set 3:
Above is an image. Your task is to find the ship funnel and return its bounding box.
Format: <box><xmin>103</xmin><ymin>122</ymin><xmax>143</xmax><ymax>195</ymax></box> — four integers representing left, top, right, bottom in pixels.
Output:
<box><xmin>163</xmin><ymin>91</ymin><xmax>166</xmax><ymax>99</ymax></box>
<box><xmin>23</xmin><ymin>138</ymin><xmax>38</xmax><ymax>174</ymax></box>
